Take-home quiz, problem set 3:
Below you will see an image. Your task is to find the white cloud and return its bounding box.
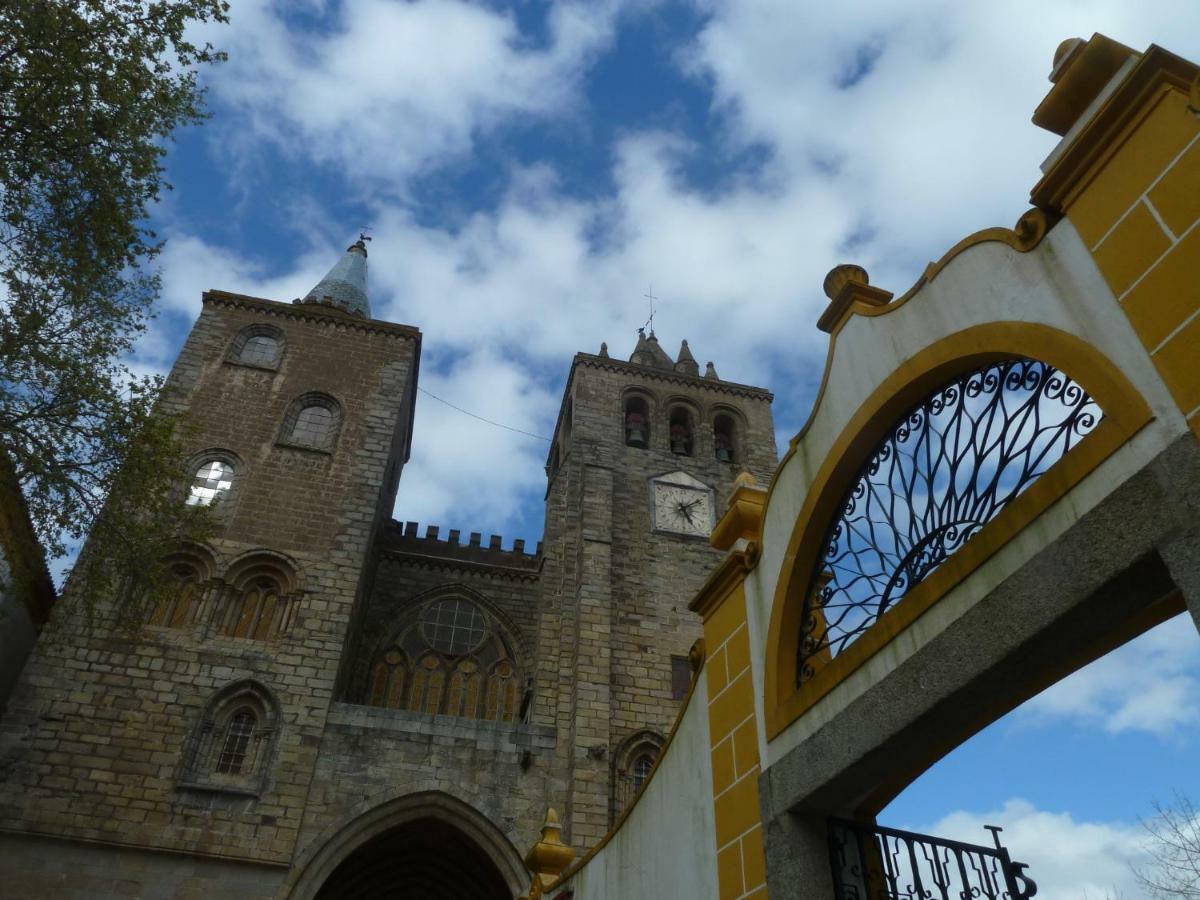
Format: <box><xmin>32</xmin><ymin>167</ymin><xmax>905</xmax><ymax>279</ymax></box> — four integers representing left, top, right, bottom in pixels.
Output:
<box><xmin>203</xmin><ymin>0</ymin><xmax>632</xmax><ymax>188</ymax></box>
<box><xmin>920</xmin><ymin>799</ymin><xmax>1149</xmax><ymax>900</ymax></box>
<box><xmin>1020</xmin><ymin>615</ymin><xmax>1200</xmax><ymax>736</ymax></box>
<box><xmin>154</xmin><ymin>3</ymin><xmax>1200</xmax><ymax>544</ymax></box>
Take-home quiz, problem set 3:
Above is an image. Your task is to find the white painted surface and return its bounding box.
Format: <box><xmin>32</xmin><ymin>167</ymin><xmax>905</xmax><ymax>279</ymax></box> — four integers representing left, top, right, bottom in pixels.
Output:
<box><xmin>741</xmin><ymin>219</ymin><xmax>1190</xmax><ymax>765</ymax></box>
<box><xmin>559</xmin><ymin>673</ymin><xmax>719</xmax><ymax>900</ymax></box>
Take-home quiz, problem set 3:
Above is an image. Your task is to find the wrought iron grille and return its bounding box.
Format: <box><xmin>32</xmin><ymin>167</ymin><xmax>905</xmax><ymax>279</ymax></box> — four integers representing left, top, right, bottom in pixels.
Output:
<box><xmin>829</xmin><ymin>818</ymin><xmax>1038</xmax><ymax>900</ymax></box>
<box><xmin>799</xmin><ymin>357</ymin><xmax>1101</xmax><ymax>684</ymax></box>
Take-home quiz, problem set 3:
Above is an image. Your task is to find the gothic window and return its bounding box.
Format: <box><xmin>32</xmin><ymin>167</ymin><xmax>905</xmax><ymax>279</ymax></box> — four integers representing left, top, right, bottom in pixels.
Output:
<box><xmin>713</xmin><ymin>413</ymin><xmax>738</xmax><ymax>463</ymax></box>
<box><xmin>365</xmin><ymin>594</ymin><xmax>522</xmax><ymax>723</ymax></box>
<box><xmin>280</xmin><ymin>393</ymin><xmax>341</xmax><ymax>452</ymax></box>
<box><xmin>630</xmin><ymin>753</ymin><xmax>655</xmax><ymax>793</ymax></box>
<box><xmin>228</xmin><ymin>325</ymin><xmax>284</xmax><ymax>370</ymax></box>
<box><xmin>187</xmin><ymin>459</ymin><xmax>234</xmax><ymax>506</ymax></box>
<box><xmin>669</xmin><ymin>406</ymin><xmax>694</xmax><ymax>456</ymax></box>
<box><xmin>624</xmin><ymin>396</ymin><xmax>650</xmax><ymax>449</ymax></box>
<box><xmin>180</xmin><ymin>681</ymin><xmax>280</xmax><ymax>796</ymax></box>
<box><xmin>611</xmin><ymin>730</ymin><xmax>665</xmax><ymax>823</ymax></box>
<box><xmin>215</xmin><ymin>709</ymin><xmax>257</xmax><ymax>774</ymax></box>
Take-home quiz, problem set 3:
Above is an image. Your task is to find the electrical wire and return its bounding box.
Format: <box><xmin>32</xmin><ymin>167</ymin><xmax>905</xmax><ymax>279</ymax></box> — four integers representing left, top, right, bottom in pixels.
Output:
<box><xmin>417</xmin><ymin>386</ymin><xmax>551</xmax><ymax>442</ymax></box>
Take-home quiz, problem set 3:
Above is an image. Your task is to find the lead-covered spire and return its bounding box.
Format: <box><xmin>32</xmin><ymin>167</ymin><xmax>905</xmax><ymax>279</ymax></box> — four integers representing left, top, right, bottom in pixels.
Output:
<box><xmin>297</xmin><ymin>237</ymin><xmax>371</xmax><ymax>318</ymax></box>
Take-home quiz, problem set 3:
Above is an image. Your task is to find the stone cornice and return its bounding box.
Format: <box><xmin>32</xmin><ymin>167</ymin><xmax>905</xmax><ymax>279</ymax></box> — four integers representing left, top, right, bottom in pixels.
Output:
<box><xmin>202</xmin><ymin>290</ymin><xmax>421</xmax><ymax>341</ymax></box>
<box><xmin>571</xmin><ymin>353</ymin><xmax>774</xmax><ymax>402</ymax></box>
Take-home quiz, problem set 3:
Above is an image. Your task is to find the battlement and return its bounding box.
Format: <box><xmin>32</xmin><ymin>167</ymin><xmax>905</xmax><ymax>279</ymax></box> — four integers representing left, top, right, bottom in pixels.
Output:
<box><xmin>380</xmin><ymin>520</ymin><xmax>543</xmax><ymax>571</ymax></box>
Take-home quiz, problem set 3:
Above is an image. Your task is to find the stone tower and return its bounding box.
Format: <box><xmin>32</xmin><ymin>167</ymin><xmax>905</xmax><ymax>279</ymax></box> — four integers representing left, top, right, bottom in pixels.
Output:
<box><xmin>0</xmin><ymin>250</ymin><xmax>776</xmax><ymax>895</ymax></box>
<box><xmin>0</xmin><ymin>240</ymin><xmax>422</xmax><ymax>890</ymax></box>
<box><xmin>537</xmin><ymin>330</ymin><xmax>776</xmax><ymax>845</ymax></box>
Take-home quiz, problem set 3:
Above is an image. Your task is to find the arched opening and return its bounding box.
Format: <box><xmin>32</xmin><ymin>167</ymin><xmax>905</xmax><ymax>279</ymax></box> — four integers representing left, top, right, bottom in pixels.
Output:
<box><xmin>315</xmin><ymin>816</ymin><xmax>511</xmax><ymax>899</ymax></box>
<box><xmin>668</xmin><ymin>405</ymin><xmax>694</xmax><ymax>456</ymax></box>
<box><xmin>713</xmin><ymin>412</ymin><xmax>737</xmax><ymax>463</ymax></box>
<box><xmin>624</xmin><ymin>395</ymin><xmax>650</xmax><ymax>448</ymax></box>
<box><xmin>285</xmin><ymin>791</ymin><xmax>528</xmax><ymax>900</ymax></box>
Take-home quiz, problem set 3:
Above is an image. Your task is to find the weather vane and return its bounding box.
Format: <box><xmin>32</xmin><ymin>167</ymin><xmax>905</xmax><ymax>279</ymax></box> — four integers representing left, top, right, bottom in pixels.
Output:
<box><xmin>642</xmin><ymin>285</ymin><xmax>658</xmax><ymax>335</ymax></box>
<box><xmin>358</xmin><ymin>226</ymin><xmax>373</xmax><ymax>244</ymax></box>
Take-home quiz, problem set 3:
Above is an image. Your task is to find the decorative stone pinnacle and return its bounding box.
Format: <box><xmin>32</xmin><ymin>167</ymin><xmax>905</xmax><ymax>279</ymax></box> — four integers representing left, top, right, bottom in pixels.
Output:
<box><xmin>817</xmin><ymin>262</ymin><xmax>893</xmax><ymax>334</ymax></box>
<box><xmin>822</xmin><ymin>263</ymin><xmax>869</xmax><ymax>300</ymax></box>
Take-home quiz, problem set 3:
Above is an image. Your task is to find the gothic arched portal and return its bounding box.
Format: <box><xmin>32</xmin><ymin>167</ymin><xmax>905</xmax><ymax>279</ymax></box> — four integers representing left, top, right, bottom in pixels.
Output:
<box><xmin>282</xmin><ymin>790</ymin><xmax>527</xmax><ymax>900</ymax></box>
<box><xmin>314</xmin><ymin>816</ymin><xmax>510</xmax><ymax>899</ymax></box>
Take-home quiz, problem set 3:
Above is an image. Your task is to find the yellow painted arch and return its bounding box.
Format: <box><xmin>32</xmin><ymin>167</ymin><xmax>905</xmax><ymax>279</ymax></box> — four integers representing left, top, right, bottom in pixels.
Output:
<box><xmin>763</xmin><ymin>321</ymin><xmax>1153</xmax><ymax>739</ymax></box>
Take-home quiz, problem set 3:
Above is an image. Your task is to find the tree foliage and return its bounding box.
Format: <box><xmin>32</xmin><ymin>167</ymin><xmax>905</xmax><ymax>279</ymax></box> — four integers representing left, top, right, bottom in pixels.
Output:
<box><xmin>1136</xmin><ymin>794</ymin><xmax>1200</xmax><ymax>898</ymax></box>
<box><xmin>0</xmin><ymin>0</ymin><xmax>228</xmax><ymax>615</ymax></box>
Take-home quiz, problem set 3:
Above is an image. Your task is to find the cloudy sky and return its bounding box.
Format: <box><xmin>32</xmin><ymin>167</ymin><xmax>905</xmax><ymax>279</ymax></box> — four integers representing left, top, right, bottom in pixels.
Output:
<box><xmin>143</xmin><ymin>2</ymin><xmax>1200</xmax><ymax>895</ymax></box>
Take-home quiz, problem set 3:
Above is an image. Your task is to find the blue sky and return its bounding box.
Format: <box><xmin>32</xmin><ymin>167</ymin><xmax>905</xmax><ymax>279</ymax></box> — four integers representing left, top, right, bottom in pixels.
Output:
<box><xmin>136</xmin><ymin>3</ymin><xmax>1200</xmax><ymax>895</ymax></box>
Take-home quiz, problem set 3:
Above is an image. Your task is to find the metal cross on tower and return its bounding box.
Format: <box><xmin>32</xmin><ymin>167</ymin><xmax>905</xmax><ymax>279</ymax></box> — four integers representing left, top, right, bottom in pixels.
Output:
<box><xmin>643</xmin><ymin>286</ymin><xmax>658</xmax><ymax>335</ymax></box>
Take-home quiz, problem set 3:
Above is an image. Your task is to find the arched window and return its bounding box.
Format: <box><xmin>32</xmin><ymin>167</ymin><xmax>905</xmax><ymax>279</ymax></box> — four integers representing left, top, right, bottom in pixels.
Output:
<box><xmin>280</xmin><ymin>393</ymin><xmax>341</xmax><ymax>453</ymax></box>
<box><xmin>216</xmin><ymin>553</ymin><xmax>300</xmax><ymax>641</ymax></box>
<box><xmin>611</xmin><ymin>730</ymin><xmax>665</xmax><ymax>823</ymax></box>
<box><xmin>180</xmin><ymin>680</ymin><xmax>280</xmax><ymax>796</ymax></box>
<box><xmin>669</xmin><ymin>406</ymin><xmax>694</xmax><ymax>456</ymax></box>
<box><xmin>798</xmin><ymin>357</ymin><xmax>1102</xmax><ymax>685</ymax></box>
<box><xmin>148</xmin><ymin>562</ymin><xmax>202</xmax><ymax>628</ymax></box>
<box><xmin>228</xmin><ymin>325</ymin><xmax>284</xmax><ymax>370</ymax></box>
<box><xmin>215</xmin><ymin>709</ymin><xmax>257</xmax><ymax>774</ymax></box>
<box><xmin>625</xmin><ymin>396</ymin><xmax>650</xmax><ymax>449</ymax></box>
<box><xmin>187</xmin><ymin>459</ymin><xmax>234</xmax><ymax>506</ymax></box>
<box><xmin>630</xmin><ymin>753</ymin><xmax>655</xmax><ymax>793</ymax></box>
<box><xmin>365</xmin><ymin>594</ymin><xmax>523</xmax><ymax>723</ymax></box>
<box><xmin>713</xmin><ymin>413</ymin><xmax>738</xmax><ymax>463</ymax></box>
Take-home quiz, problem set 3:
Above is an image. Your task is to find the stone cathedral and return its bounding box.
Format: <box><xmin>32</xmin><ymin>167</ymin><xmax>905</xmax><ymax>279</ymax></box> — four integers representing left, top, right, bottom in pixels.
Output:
<box><xmin>0</xmin><ymin>238</ymin><xmax>777</xmax><ymax>897</ymax></box>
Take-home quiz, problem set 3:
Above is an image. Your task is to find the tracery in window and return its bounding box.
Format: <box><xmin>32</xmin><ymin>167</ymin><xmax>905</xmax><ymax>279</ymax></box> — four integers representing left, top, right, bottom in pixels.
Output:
<box><xmin>187</xmin><ymin>460</ymin><xmax>234</xmax><ymax>506</ymax></box>
<box><xmin>366</xmin><ymin>595</ymin><xmax>522</xmax><ymax>723</ymax></box>
<box><xmin>180</xmin><ymin>681</ymin><xmax>279</xmax><ymax>796</ymax></box>
<box><xmin>611</xmin><ymin>730</ymin><xmax>665</xmax><ymax>823</ymax></box>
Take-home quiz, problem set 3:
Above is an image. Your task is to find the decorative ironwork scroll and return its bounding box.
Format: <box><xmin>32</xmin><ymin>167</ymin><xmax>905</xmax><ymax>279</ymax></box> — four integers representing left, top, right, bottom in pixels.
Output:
<box><xmin>829</xmin><ymin>818</ymin><xmax>1038</xmax><ymax>900</ymax></box>
<box><xmin>799</xmin><ymin>358</ymin><xmax>1101</xmax><ymax>684</ymax></box>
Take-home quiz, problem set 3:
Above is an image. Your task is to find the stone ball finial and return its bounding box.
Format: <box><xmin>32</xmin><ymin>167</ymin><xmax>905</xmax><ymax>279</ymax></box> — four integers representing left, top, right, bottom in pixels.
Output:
<box><xmin>1052</xmin><ymin>37</ymin><xmax>1085</xmax><ymax>79</ymax></box>
<box><xmin>822</xmin><ymin>264</ymin><xmax>869</xmax><ymax>300</ymax></box>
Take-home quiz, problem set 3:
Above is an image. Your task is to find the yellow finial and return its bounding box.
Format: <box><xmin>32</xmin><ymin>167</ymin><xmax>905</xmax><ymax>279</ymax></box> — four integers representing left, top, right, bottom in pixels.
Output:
<box><xmin>524</xmin><ymin>806</ymin><xmax>576</xmax><ymax>900</ymax></box>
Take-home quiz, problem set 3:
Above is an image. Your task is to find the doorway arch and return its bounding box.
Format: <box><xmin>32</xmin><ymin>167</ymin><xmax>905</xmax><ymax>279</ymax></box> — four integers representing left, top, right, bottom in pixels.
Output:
<box><xmin>284</xmin><ymin>791</ymin><xmax>527</xmax><ymax>900</ymax></box>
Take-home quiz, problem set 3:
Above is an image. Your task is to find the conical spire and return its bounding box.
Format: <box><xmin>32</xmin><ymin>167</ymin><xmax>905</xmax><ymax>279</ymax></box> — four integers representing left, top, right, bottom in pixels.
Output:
<box><xmin>644</xmin><ymin>331</ymin><xmax>675</xmax><ymax>369</ymax></box>
<box><xmin>630</xmin><ymin>328</ymin><xmax>657</xmax><ymax>367</ymax></box>
<box><xmin>298</xmin><ymin>237</ymin><xmax>371</xmax><ymax>318</ymax></box>
<box><xmin>704</xmin><ymin>361</ymin><xmax>720</xmax><ymax>380</ymax></box>
<box><xmin>674</xmin><ymin>339</ymin><xmax>699</xmax><ymax>376</ymax></box>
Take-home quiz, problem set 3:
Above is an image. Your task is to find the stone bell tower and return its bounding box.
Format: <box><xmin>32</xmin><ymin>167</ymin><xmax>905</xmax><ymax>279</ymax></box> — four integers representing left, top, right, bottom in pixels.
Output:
<box><xmin>0</xmin><ymin>239</ymin><xmax>422</xmax><ymax>886</ymax></box>
<box><xmin>534</xmin><ymin>330</ymin><xmax>776</xmax><ymax>845</ymax></box>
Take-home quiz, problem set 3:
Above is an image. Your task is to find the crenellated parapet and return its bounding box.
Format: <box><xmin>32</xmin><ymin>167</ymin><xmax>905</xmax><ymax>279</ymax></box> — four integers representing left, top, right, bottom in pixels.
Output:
<box><xmin>379</xmin><ymin>520</ymin><xmax>543</xmax><ymax>576</ymax></box>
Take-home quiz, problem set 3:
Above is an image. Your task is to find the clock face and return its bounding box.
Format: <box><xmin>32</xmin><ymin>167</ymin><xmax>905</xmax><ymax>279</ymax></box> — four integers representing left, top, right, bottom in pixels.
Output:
<box><xmin>652</xmin><ymin>479</ymin><xmax>714</xmax><ymax>537</ymax></box>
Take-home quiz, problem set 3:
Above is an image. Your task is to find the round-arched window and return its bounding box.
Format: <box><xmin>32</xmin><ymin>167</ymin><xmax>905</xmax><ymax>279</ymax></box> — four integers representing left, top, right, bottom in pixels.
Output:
<box><xmin>420</xmin><ymin>598</ymin><xmax>488</xmax><ymax>656</ymax></box>
<box><xmin>240</xmin><ymin>334</ymin><xmax>280</xmax><ymax>367</ymax></box>
<box><xmin>187</xmin><ymin>460</ymin><xmax>234</xmax><ymax>506</ymax></box>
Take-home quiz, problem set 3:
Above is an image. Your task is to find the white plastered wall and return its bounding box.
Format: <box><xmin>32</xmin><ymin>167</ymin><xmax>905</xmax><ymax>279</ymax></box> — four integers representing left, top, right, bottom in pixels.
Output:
<box><xmin>559</xmin><ymin>672</ymin><xmax>719</xmax><ymax>900</ymax></box>
<box><xmin>738</xmin><ymin>218</ymin><xmax>1191</xmax><ymax>767</ymax></box>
